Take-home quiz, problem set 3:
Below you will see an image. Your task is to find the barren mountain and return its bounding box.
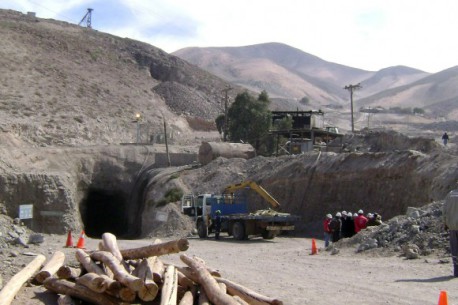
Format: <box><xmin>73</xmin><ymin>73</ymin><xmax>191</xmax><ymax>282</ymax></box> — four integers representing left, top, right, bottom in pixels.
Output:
<box><xmin>173</xmin><ymin>43</ymin><xmax>428</xmax><ymax>104</ymax></box>
<box><xmin>174</xmin><ymin>42</ymin><xmax>458</xmax><ymax>125</ymax></box>
<box><xmin>359</xmin><ymin>66</ymin><xmax>458</xmax><ymax>121</ymax></box>
<box><xmin>0</xmin><ymin>9</ymin><xmax>239</xmax><ymax>147</ymax></box>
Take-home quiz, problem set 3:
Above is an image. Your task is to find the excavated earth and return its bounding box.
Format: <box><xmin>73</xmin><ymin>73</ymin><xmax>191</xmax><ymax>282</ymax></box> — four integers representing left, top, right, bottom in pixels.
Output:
<box><xmin>0</xmin><ymin>130</ymin><xmax>457</xmax><ymax>304</ymax></box>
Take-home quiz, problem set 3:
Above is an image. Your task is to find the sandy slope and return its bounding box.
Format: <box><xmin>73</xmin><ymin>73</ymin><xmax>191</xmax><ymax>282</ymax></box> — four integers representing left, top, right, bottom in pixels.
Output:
<box><xmin>8</xmin><ymin>235</ymin><xmax>457</xmax><ymax>305</ymax></box>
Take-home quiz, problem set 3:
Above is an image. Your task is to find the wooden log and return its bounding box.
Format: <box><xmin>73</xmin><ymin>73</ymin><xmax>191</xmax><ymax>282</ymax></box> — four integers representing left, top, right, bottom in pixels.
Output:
<box><xmin>178</xmin><ymin>266</ymin><xmax>220</xmax><ymax>279</ymax></box>
<box><xmin>104</xmin><ymin>278</ymin><xmax>122</xmax><ymax>298</ymax></box>
<box><xmin>119</xmin><ymin>287</ymin><xmax>136</xmax><ymax>302</ymax></box>
<box><xmin>215</xmin><ymin>277</ymin><xmax>283</xmax><ymax>305</ymax></box>
<box><xmin>151</xmin><ymin>257</ymin><xmax>165</xmax><ymax>284</ymax></box>
<box><xmin>192</xmin><ymin>256</ymin><xmax>222</xmax><ymax>277</ymax></box>
<box><xmin>176</xmin><ymin>267</ymin><xmax>198</xmax><ymax>284</ymax></box>
<box><xmin>0</xmin><ymin>254</ymin><xmax>46</xmax><ymax>305</ymax></box>
<box><xmin>219</xmin><ymin>282</ymin><xmax>227</xmax><ymax>294</ymax></box>
<box><xmin>180</xmin><ymin>254</ymin><xmax>238</xmax><ymax>305</ymax></box>
<box><xmin>133</xmin><ymin>258</ymin><xmax>159</xmax><ymax>301</ymax></box>
<box><xmin>90</xmin><ymin>251</ymin><xmax>143</xmax><ymax>292</ymax></box>
<box><xmin>101</xmin><ymin>232</ymin><xmax>123</xmax><ymax>261</ymax></box>
<box><xmin>160</xmin><ymin>265</ymin><xmax>178</xmax><ymax>305</ymax></box>
<box><xmin>57</xmin><ymin>294</ymin><xmax>77</xmax><ymax>305</ymax></box>
<box><xmin>139</xmin><ymin>280</ymin><xmax>159</xmax><ymax>302</ymax></box>
<box><xmin>76</xmin><ymin>272</ymin><xmax>108</xmax><ymax>293</ymax></box>
<box><xmin>44</xmin><ymin>278</ymin><xmax>122</xmax><ymax>305</ymax></box>
<box><xmin>120</xmin><ymin>238</ymin><xmax>189</xmax><ymax>259</ymax></box>
<box><xmin>75</xmin><ymin>249</ymin><xmax>105</xmax><ymax>275</ymax></box>
<box><xmin>102</xmin><ymin>232</ymin><xmax>130</xmax><ymax>272</ymax></box>
<box><xmin>179</xmin><ymin>290</ymin><xmax>194</xmax><ymax>305</ymax></box>
<box><xmin>36</xmin><ymin>251</ymin><xmax>66</xmax><ymax>284</ymax></box>
<box><xmin>177</xmin><ymin>270</ymin><xmax>194</xmax><ymax>290</ymax></box>
<box><xmin>57</xmin><ymin>266</ymin><xmax>82</xmax><ymax>280</ymax></box>
<box><xmin>198</xmin><ymin>287</ymin><xmax>210</xmax><ymax>305</ymax></box>
<box><xmin>233</xmin><ymin>295</ymin><xmax>250</xmax><ymax>305</ymax></box>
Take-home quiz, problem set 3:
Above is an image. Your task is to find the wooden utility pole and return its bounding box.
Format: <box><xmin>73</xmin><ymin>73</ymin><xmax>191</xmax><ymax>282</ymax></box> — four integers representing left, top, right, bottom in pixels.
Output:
<box><xmin>222</xmin><ymin>86</ymin><xmax>232</xmax><ymax>142</ymax></box>
<box><xmin>163</xmin><ymin>117</ymin><xmax>171</xmax><ymax>167</ymax></box>
<box><xmin>344</xmin><ymin>83</ymin><xmax>362</xmax><ymax>132</ymax></box>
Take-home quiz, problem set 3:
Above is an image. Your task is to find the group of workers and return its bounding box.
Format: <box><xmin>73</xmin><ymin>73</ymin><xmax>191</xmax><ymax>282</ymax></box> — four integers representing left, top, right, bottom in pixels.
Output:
<box><xmin>323</xmin><ymin>209</ymin><xmax>383</xmax><ymax>247</ymax></box>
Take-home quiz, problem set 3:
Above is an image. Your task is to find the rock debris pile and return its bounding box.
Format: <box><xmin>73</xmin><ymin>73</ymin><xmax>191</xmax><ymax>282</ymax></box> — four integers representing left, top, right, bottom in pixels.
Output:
<box><xmin>337</xmin><ymin>201</ymin><xmax>449</xmax><ymax>259</ymax></box>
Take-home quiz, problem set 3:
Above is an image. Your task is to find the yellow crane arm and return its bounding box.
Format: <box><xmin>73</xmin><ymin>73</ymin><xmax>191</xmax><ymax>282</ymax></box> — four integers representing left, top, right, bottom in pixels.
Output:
<box><xmin>223</xmin><ymin>180</ymin><xmax>280</xmax><ymax>209</ymax></box>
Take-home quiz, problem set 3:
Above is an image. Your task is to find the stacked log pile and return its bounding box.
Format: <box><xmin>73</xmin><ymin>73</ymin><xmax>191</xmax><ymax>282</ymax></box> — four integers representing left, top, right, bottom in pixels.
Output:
<box><xmin>0</xmin><ymin>232</ymin><xmax>283</xmax><ymax>305</ymax></box>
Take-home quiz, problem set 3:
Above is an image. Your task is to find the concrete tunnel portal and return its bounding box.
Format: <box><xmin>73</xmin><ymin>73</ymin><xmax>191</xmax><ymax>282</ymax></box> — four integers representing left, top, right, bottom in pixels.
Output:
<box><xmin>80</xmin><ymin>187</ymin><xmax>132</xmax><ymax>238</ymax></box>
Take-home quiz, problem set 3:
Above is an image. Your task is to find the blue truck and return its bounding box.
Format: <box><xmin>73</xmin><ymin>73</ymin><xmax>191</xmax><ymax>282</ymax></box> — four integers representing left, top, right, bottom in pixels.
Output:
<box><xmin>181</xmin><ymin>181</ymin><xmax>300</xmax><ymax>240</ymax></box>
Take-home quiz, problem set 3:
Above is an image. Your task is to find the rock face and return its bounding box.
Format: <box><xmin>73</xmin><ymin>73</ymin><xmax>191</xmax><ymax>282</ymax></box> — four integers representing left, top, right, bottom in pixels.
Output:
<box><xmin>0</xmin><ymin>145</ymin><xmax>197</xmax><ymax>237</ymax></box>
<box><xmin>178</xmin><ymin>132</ymin><xmax>458</xmax><ymax>234</ymax></box>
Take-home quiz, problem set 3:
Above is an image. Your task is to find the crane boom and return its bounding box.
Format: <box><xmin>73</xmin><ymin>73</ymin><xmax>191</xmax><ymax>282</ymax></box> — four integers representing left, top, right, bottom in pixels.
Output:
<box><xmin>223</xmin><ymin>180</ymin><xmax>280</xmax><ymax>209</ymax></box>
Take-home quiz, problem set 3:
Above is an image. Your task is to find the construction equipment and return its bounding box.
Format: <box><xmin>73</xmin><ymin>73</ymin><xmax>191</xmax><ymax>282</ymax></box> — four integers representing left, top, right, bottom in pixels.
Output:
<box><xmin>223</xmin><ymin>180</ymin><xmax>280</xmax><ymax>209</ymax></box>
<box><xmin>181</xmin><ymin>181</ymin><xmax>300</xmax><ymax>240</ymax></box>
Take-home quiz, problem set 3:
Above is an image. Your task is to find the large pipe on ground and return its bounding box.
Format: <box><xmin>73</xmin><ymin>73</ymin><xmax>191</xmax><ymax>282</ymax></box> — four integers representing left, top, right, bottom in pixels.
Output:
<box><xmin>198</xmin><ymin>142</ymin><xmax>256</xmax><ymax>165</ymax></box>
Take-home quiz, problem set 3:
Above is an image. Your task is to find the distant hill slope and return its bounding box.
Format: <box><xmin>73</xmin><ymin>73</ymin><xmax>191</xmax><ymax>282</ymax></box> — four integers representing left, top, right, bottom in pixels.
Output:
<box><xmin>174</xmin><ymin>43</ymin><xmax>426</xmax><ymax>104</ymax></box>
<box><xmin>174</xmin><ymin>42</ymin><xmax>458</xmax><ymax>122</ymax></box>
<box><xmin>0</xmin><ymin>9</ymin><xmax>237</xmax><ymax>146</ymax></box>
<box><xmin>358</xmin><ymin>66</ymin><xmax>458</xmax><ymax>120</ymax></box>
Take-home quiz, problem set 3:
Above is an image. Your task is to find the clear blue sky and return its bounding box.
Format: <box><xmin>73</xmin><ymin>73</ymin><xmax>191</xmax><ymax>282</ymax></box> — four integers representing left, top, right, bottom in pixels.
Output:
<box><xmin>3</xmin><ymin>0</ymin><xmax>458</xmax><ymax>73</ymax></box>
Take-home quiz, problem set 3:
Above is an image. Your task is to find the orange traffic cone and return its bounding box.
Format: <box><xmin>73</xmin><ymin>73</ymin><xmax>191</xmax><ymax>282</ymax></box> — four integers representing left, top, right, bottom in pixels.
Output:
<box><xmin>65</xmin><ymin>230</ymin><xmax>74</xmax><ymax>247</ymax></box>
<box><xmin>438</xmin><ymin>290</ymin><xmax>448</xmax><ymax>305</ymax></box>
<box><xmin>76</xmin><ymin>230</ymin><xmax>86</xmax><ymax>249</ymax></box>
<box><xmin>311</xmin><ymin>238</ymin><xmax>318</xmax><ymax>255</ymax></box>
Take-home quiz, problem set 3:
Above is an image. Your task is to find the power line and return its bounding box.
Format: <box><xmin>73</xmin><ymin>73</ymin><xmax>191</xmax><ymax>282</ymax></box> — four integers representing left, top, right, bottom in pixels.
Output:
<box><xmin>26</xmin><ymin>0</ymin><xmax>74</xmax><ymax>23</ymax></box>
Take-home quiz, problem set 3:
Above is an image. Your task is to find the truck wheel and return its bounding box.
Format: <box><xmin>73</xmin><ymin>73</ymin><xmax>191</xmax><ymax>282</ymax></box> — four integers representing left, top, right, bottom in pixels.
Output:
<box><xmin>262</xmin><ymin>230</ymin><xmax>276</xmax><ymax>240</ymax></box>
<box><xmin>232</xmin><ymin>222</ymin><xmax>246</xmax><ymax>240</ymax></box>
<box><xmin>197</xmin><ymin>221</ymin><xmax>208</xmax><ymax>238</ymax></box>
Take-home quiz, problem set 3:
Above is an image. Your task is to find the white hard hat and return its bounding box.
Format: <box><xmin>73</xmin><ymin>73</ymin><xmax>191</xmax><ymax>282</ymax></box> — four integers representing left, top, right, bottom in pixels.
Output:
<box><xmin>358</xmin><ymin>209</ymin><xmax>364</xmax><ymax>214</ymax></box>
<box><xmin>326</xmin><ymin>214</ymin><xmax>332</xmax><ymax>219</ymax></box>
<box><xmin>342</xmin><ymin>211</ymin><xmax>347</xmax><ymax>216</ymax></box>
<box><xmin>336</xmin><ymin>212</ymin><xmax>342</xmax><ymax>217</ymax></box>
<box><xmin>367</xmin><ymin>213</ymin><xmax>373</xmax><ymax>218</ymax></box>
<box><xmin>353</xmin><ymin>213</ymin><xmax>358</xmax><ymax>217</ymax></box>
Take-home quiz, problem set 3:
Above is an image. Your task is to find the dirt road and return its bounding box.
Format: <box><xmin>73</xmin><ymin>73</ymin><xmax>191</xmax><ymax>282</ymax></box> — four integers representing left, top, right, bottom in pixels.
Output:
<box><xmin>9</xmin><ymin>235</ymin><xmax>457</xmax><ymax>305</ymax></box>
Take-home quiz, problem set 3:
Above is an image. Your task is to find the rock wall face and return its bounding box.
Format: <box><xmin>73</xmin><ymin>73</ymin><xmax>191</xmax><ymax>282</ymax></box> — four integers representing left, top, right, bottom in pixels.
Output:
<box><xmin>0</xmin><ymin>145</ymin><xmax>198</xmax><ymax>236</ymax></box>
<box><xmin>179</xmin><ymin>147</ymin><xmax>458</xmax><ymax>234</ymax></box>
<box><xmin>0</xmin><ymin>173</ymin><xmax>78</xmax><ymax>233</ymax></box>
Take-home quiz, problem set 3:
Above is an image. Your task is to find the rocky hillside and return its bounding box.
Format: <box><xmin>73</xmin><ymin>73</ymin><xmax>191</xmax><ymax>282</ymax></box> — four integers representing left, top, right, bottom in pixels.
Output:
<box><xmin>0</xmin><ymin>9</ymin><xmax>242</xmax><ymax>147</ymax></box>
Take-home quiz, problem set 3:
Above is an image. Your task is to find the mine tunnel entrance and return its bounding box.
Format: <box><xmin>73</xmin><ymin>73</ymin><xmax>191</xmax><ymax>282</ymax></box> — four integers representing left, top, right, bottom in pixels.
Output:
<box><xmin>80</xmin><ymin>187</ymin><xmax>131</xmax><ymax>238</ymax></box>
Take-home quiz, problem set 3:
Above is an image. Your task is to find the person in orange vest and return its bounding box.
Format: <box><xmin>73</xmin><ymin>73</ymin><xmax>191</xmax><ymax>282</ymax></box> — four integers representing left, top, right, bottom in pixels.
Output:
<box><xmin>323</xmin><ymin>214</ymin><xmax>333</xmax><ymax>247</ymax></box>
<box><xmin>354</xmin><ymin>209</ymin><xmax>368</xmax><ymax>233</ymax></box>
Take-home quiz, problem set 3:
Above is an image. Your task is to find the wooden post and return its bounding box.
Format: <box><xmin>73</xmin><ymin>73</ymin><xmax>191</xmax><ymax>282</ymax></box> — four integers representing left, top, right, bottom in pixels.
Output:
<box><xmin>179</xmin><ymin>290</ymin><xmax>194</xmax><ymax>305</ymax></box>
<box><xmin>36</xmin><ymin>251</ymin><xmax>66</xmax><ymax>283</ymax></box>
<box><xmin>75</xmin><ymin>249</ymin><xmax>105</xmax><ymax>276</ymax></box>
<box><xmin>215</xmin><ymin>277</ymin><xmax>283</xmax><ymax>305</ymax></box>
<box><xmin>57</xmin><ymin>265</ymin><xmax>82</xmax><ymax>280</ymax></box>
<box><xmin>0</xmin><ymin>254</ymin><xmax>46</xmax><ymax>305</ymax></box>
<box><xmin>76</xmin><ymin>273</ymin><xmax>108</xmax><ymax>293</ymax></box>
<box><xmin>180</xmin><ymin>254</ymin><xmax>239</xmax><ymax>305</ymax></box>
<box><xmin>160</xmin><ymin>265</ymin><xmax>178</xmax><ymax>305</ymax></box>
<box><xmin>90</xmin><ymin>251</ymin><xmax>143</xmax><ymax>291</ymax></box>
<box><xmin>44</xmin><ymin>278</ymin><xmax>122</xmax><ymax>305</ymax></box>
<box><xmin>120</xmin><ymin>238</ymin><xmax>189</xmax><ymax>259</ymax></box>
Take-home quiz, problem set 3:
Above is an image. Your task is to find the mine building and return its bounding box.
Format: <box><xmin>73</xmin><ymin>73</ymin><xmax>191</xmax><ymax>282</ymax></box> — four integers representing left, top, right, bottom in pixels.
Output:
<box><xmin>270</xmin><ymin>110</ymin><xmax>343</xmax><ymax>155</ymax></box>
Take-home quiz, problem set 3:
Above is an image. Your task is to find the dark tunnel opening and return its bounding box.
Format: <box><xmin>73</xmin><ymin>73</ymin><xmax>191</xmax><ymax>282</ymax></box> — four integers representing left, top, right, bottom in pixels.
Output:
<box><xmin>80</xmin><ymin>187</ymin><xmax>133</xmax><ymax>238</ymax></box>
